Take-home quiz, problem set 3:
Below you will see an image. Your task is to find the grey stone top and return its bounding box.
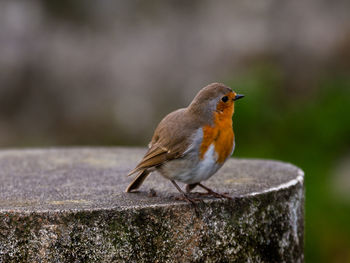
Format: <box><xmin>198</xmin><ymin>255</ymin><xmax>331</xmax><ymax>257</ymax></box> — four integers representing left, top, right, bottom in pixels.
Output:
<box><xmin>0</xmin><ymin>147</ymin><xmax>303</xmax><ymax>213</ymax></box>
<box><xmin>0</xmin><ymin>148</ymin><xmax>305</xmax><ymax>262</ymax></box>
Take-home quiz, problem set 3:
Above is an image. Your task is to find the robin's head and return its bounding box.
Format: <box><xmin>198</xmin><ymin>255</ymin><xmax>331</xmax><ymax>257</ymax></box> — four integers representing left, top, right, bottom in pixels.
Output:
<box><xmin>188</xmin><ymin>83</ymin><xmax>244</xmax><ymax>121</ymax></box>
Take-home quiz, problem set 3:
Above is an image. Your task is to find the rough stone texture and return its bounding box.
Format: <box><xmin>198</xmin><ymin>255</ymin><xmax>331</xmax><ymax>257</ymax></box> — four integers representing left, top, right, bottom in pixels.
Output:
<box><xmin>0</xmin><ymin>148</ymin><xmax>304</xmax><ymax>263</ymax></box>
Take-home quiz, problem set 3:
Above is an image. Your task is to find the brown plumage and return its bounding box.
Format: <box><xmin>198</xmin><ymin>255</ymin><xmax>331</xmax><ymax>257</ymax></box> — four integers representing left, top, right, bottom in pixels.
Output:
<box><xmin>125</xmin><ymin>83</ymin><xmax>244</xmax><ymax>202</ymax></box>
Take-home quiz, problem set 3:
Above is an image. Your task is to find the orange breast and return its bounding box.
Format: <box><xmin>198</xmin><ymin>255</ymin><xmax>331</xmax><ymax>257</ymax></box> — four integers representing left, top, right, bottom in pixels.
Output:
<box><xmin>199</xmin><ymin>111</ymin><xmax>234</xmax><ymax>164</ymax></box>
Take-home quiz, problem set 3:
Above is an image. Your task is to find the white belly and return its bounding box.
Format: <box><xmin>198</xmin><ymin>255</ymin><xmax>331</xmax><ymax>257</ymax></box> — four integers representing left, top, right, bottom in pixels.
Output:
<box><xmin>158</xmin><ymin>143</ymin><xmax>223</xmax><ymax>184</ymax></box>
<box><xmin>187</xmin><ymin>143</ymin><xmax>221</xmax><ymax>183</ymax></box>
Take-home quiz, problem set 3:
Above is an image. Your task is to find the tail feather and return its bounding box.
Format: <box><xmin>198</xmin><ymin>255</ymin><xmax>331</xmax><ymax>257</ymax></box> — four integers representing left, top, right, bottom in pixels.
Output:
<box><xmin>125</xmin><ymin>170</ymin><xmax>150</xmax><ymax>192</ymax></box>
<box><xmin>127</xmin><ymin>167</ymin><xmax>140</xmax><ymax>177</ymax></box>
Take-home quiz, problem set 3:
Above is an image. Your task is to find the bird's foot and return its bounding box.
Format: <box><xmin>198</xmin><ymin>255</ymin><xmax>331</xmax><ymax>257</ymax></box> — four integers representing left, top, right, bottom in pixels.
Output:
<box><xmin>174</xmin><ymin>193</ymin><xmax>203</xmax><ymax>205</ymax></box>
<box><xmin>191</xmin><ymin>191</ymin><xmax>232</xmax><ymax>200</ymax></box>
<box><xmin>205</xmin><ymin>190</ymin><xmax>233</xmax><ymax>200</ymax></box>
<box><xmin>196</xmin><ymin>183</ymin><xmax>233</xmax><ymax>200</ymax></box>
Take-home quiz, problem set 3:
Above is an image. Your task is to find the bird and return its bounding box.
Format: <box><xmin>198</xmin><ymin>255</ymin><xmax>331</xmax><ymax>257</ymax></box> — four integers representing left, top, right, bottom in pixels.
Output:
<box><xmin>125</xmin><ymin>82</ymin><xmax>244</xmax><ymax>203</ymax></box>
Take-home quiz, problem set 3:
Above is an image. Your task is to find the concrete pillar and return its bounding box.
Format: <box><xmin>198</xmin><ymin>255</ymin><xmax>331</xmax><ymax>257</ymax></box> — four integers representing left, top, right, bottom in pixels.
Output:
<box><xmin>0</xmin><ymin>148</ymin><xmax>304</xmax><ymax>262</ymax></box>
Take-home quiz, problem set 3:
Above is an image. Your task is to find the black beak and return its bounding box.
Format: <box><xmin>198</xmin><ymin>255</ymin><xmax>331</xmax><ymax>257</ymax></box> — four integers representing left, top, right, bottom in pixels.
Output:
<box><xmin>234</xmin><ymin>94</ymin><xmax>244</xmax><ymax>101</ymax></box>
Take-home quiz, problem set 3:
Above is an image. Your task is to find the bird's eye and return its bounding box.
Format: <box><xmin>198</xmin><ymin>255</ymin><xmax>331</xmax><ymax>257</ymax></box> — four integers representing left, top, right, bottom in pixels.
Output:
<box><xmin>221</xmin><ymin>96</ymin><xmax>229</xmax><ymax>102</ymax></box>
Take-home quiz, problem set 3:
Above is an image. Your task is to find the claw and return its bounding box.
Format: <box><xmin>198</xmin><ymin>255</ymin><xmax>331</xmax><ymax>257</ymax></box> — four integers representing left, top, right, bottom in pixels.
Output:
<box><xmin>174</xmin><ymin>194</ymin><xmax>203</xmax><ymax>205</ymax></box>
<box><xmin>197</xmin><ymin>183</ymin><xmax>233</xmax><ymax>200</ymax></box>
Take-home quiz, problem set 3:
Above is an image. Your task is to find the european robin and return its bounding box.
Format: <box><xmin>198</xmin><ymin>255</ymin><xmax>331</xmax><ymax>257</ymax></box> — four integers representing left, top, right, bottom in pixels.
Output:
<box><xmin>126</xmin><ymin>83</ymin><xmax>244</xmax><ymax>203</ymax></box>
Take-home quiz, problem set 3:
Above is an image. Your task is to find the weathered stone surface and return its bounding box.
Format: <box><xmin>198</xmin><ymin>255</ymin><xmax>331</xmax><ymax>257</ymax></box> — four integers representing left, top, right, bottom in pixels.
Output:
<box><xmin>0</xmin><ymin>148</ymin><xmax>304</xmax><ymax>262</ymax></box>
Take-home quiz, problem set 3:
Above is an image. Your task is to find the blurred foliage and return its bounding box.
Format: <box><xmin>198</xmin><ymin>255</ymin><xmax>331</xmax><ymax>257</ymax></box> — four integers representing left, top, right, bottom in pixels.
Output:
<box><xmin>228</xmin><ymin>64</ymin><xmax>350</xmax><ymax>263</ymax></box>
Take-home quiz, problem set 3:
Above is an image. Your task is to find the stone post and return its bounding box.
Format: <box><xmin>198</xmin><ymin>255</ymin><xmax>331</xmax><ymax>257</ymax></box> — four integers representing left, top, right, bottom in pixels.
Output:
<box><xmin>0</xmin><ymin>148</ymin><xmax>304</xmax><ymax>262</ymax></box>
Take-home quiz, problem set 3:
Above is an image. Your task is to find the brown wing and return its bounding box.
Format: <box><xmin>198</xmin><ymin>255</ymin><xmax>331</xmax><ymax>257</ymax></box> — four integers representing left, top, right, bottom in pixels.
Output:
<box><xmin>128</xmin><ymin>108</ymin><xmax>203</xmax><ymax>176</ymax></box>
<box><xmin>127</xmin><ymin>145</ymin><xmax>173</xmax><ymax>176</ymax></box>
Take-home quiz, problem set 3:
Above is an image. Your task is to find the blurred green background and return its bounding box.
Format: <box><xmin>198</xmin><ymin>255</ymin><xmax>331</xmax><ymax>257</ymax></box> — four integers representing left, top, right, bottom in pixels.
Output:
<box><xmin>1</xmin><ymin>1</ymin><xmax>350</xmax><ymax>262</ymax></box>
<box><xmin>230</xmin><ymin>65</ymin><xmax>350</xmax><ymax>262</ymax></box>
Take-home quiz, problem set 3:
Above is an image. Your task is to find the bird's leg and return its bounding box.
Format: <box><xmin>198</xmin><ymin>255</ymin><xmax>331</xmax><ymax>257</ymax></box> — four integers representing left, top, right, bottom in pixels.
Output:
<box><xmin>185</xmin><ymin>183</ymin><xmax>199</xmax><ymax>193</ymax></box>
<box><xmin>170</xmin><ymin>180</ymin><xmax>200</xmax><ymax>205</ymax></box>
<box><xmin>196</xmin><ymin>183</ymin><xmax>233</xmax><ymax>200</ymax></box>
